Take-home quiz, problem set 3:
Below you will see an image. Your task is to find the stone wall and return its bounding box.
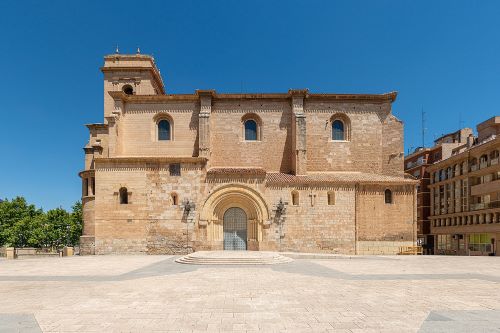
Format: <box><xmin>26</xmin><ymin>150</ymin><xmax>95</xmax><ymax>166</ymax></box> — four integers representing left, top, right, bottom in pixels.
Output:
<box><xmin>210</xmin><ymin>100</ymin><xmax>293</xmax><ymax>173</ymax></box>
<box><xmin>79</xmin><ymin>54</ymin><xmax>416</xmax><ymax>255</ymax></box>
<box><xmin>119</xmin><ymin>102</ymin><xmax>199</xmax><ymax>157</ymax></box>
<box><xmin>87</xmin><ymin>165</ymin><xmax>415</xmax><ymax>254</ymax></box>
<box><xmin>306</xmin><ymin>102</ymin><xmax>387</xmax><ymax>173</ymax></box>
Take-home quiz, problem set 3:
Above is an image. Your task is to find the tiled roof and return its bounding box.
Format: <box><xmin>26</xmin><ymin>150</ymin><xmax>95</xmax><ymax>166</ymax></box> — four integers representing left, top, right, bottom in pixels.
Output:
<box><xmin>266</xmin><ymin>172</ymin><xmax>417</xmax><ymax>185</ymax></box>
<box><xmin>207</xmin><ymin>167</ymin><xmax>267</xmax><ymax>175</ymax></box>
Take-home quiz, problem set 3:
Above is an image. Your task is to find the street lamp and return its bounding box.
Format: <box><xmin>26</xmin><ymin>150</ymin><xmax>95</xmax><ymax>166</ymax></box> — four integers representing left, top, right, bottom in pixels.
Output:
<box><xmin>276</xmin><ymin>198</ymin><xmax>286</xmax><ymax>217</ymax></box>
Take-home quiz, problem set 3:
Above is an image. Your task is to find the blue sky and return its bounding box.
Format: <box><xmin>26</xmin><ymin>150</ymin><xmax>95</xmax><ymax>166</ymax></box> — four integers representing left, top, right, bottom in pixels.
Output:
<box><xmin>0</xmin><ymin>0</ymin><xmax>499</xmax><ymax>210</ymax></box>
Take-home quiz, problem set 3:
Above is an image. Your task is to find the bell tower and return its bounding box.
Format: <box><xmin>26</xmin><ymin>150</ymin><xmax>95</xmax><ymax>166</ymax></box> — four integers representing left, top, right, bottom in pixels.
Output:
<box><xmin>101</xmin><ymin>50</ymin><xmax>165</xmax><ymax>118</ymax></box>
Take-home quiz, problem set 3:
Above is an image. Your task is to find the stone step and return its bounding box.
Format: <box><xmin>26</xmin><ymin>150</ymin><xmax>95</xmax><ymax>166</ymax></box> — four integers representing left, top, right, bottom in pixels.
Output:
<box><xmin>177</xmin><ymin>258</ymin><xmax>292</xmax><ymax>263</ymax></box>
<box><xmin>175</xmin><ymin>251</ymin><xmax>294</xmax><ymax>265</ymax></box>
<box><xmin>179</xmin><ymin>258</ymin><xmax>290</xmax><ymax>264</ymax></box>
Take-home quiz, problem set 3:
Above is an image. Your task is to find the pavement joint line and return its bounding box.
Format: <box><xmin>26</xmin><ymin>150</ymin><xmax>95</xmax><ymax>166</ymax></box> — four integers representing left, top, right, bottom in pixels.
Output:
<box><xmin>1</xmin><ymin>256</ymin><xmax>500</xmax><ymax>283</ymax></box>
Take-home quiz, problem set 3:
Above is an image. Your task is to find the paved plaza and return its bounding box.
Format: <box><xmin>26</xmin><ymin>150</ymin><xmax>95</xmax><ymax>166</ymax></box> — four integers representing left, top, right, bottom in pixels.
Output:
<box><xmin>0</xmin><ymin>255</ymin><xmax>499</xmax><ymax>332</ymax></box>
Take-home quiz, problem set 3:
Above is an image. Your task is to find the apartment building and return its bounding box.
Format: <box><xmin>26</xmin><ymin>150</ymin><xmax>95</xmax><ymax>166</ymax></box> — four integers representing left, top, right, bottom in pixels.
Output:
<box><xmin>405</xmin><ymin>128</ymin><xmax>472</xmax><ymax>254</ymax></box>
<box><xmin>428</xmin><ymin>117</ymin><xmax>500</xmax><ymax>256</ymax></box>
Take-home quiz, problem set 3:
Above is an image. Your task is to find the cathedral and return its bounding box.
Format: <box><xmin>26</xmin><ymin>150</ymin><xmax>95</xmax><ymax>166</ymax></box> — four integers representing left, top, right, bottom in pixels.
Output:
<box><xmin>79</xmin><ymin>53</ymin><xmax>417</xmax><ymax>255</ymax></box>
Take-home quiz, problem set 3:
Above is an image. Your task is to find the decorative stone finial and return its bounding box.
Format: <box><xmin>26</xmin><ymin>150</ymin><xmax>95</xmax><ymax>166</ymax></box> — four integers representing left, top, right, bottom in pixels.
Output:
<box><xmin>136</xmin><ymin>47</ymin><xmax>141</xmax><ymax>54</ymax></box>
<box><xmin>115</xmin><ymin>45</ymin><xmax>119</xmax><ymax>54</ymax></box>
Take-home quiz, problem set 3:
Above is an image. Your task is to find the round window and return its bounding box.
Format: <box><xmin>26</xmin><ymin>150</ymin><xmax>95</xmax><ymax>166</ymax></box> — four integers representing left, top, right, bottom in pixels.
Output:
<box><xmin>122</xmin><ymin>85</ymin><xmax>134</xmax><ymax>95</ymax></box>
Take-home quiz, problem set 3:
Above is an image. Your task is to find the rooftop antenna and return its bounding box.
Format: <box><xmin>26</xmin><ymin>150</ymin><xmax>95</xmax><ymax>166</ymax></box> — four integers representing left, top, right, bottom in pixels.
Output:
<box><xmin>115</xmin><ymin>44</ymin><xmax>120</xmax><ymax>54</ymax></box>
<box><xmin>421</xmin><ymin>107</ymin><xmax>426</xmax><ymax>148</ymax></box>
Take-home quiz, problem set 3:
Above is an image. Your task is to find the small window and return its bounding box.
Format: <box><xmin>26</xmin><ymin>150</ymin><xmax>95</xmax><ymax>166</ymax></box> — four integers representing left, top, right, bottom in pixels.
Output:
<box><xmin>158</xmin><ymin>120</ymin><xmax>171</xmax><ymax>141</ymax></box>
<box><xmin>384</xmin><ymin>189</ymin><xmax>393</xmax><ymax>204</ymax></box>
<box><xmin>292</xmin><ymin>191</ymin><xmax>299</xmax><ymax>206</ymax></box>
<box><xmin>244</xmin><ymin>120</ymin><xmax>258</xmax><ymax>141</ymax></box>
<box><xmin>327</xmin><ymin>191</ymin><xmax>335</xmax><ymax>205</ymax></box>
<box><xmin>122</xmin><ymin>84</ymin><xmax>134</xmax><ymax>95</ymax></box>
<box><xmin>119</xmin><ymin>187</ymin><xmax>128</xmax><ymax>204</ymax></box>
<box><xmin>332</xmin><ymin>120</ymin><xmax>345</xmax><ymax>141</ymax></box>
<box><xmin>171</xmin><ymin>193</ymin><xmax>178</xmax><ymax>206</ymax></box>
<box><xmin>83</xmin><ymin>178</ymin><xmax>88</xmax><ymax>197</ymax></box>
<box><xmin>91</xmin><ymin>177</ymin><xmax>95</xmax><ymax>195</ymax></box>
<box><xmin>169</xmin><ymin>163</ymin><xmax>181</xmax><ymax>176</ymax></box>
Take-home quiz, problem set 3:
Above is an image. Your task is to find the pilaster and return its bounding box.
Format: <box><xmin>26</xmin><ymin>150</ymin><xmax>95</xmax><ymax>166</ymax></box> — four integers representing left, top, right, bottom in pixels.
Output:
<box><xmin>289</xmin><ymin>89</ymin><xmax>308</xmax><ymax>175</ymax></box>
<box><xmin>197</xmin><ymin>90</ymin><xmax>214</xmax><ymax>161</ymax></box>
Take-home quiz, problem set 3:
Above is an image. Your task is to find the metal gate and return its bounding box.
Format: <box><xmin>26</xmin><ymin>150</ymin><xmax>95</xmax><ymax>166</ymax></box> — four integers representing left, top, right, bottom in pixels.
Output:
<box><xmin>223</xmin><ymin>207</ymin><xmax>247</xmax><ymax>250</ymax></box>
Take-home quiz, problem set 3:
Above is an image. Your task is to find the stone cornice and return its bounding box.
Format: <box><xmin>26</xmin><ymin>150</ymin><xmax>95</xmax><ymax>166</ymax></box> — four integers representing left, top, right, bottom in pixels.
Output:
<box><xmin>108</xmin><ymin>90</ymin><xmax>398</xmax><ymax>104</ymax></box>
<box><xmin>94</xmin><ymin>156</ymin><xmax>207</xmax><ymax>164</ymax></box>
<box><xmin>109</xmin><ymin>91</ymin><xmax>198</xmax><ymax>102</ymax></box>
<box><xmin>85</xmin><ymin>123</ymin><xmax>109</xmax><ymax>130</ymax></box>
<box><xmin>101</xmin><ymin>66</ymin><xmax>165</xmax><ymax>94</ymax></box>
<box><xmin>78</xmin><ymin>169</ymin><xmax>95</xmax><ymax>178</ymax></box>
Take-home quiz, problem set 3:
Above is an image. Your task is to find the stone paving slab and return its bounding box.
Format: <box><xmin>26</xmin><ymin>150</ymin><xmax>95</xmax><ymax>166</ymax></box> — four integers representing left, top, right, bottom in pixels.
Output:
<box><xmin>0</xmin><ymin>255</ymin><xmax>499</xmax><ymax>332</ymax></box>
<box><xmin>0</xmin><ymin>313</ymin><xmax>42</xmax><ymax>333</ymax></box>
<box><xmin>418</xmin><ymin>310</ymin><xmax>500</xmax><ymax>332</ymax></box>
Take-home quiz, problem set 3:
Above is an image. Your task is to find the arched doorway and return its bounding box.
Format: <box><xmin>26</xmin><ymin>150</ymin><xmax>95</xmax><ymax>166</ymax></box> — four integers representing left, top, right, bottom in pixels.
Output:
<box><xmin>199</xmin><ymin>184</ymin><xmax>270</xmax><ymax>251</ymax></box>
<box><xmin>223</xmin><ymin>207</ymin><xmax>247</xmax><ymax>250</ymax></box>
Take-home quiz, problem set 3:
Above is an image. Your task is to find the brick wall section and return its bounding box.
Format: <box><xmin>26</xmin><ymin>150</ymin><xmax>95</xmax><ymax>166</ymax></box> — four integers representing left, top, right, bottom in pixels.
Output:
<box><xmin>356</xmin><ymin>184</ymin><xmax>415</xmax><ymax>254</ymax></box>
<box><xmin>305</xmin><ymin>102</ymin><xmax>387</xmax><ymax>173</ymax></box>
<box><xmin>381</xmin><ymin>113</ymin><xmax>405</xmax><ymax>176</ymax></box>
<box><xmin>119</xmin><ymin>102</ymin><xmax>199</xmax><ymax>157</ymax></box>
<box><xmin>210</xmin><ymin>101</ymin><xmax>293</xmax><ymax>173</ymax></box>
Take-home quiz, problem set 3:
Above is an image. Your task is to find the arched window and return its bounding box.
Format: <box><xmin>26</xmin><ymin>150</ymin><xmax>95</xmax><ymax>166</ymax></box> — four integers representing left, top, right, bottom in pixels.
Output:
<box><xmin>332</xmin><ymin>120</ymin><xmax>345</xmax><ymax>141</ymax></box>
<box><xmin>291</xmin><ymin>191</ymin><xmax>299</xmax><ymax>206</ymax></box>
<box><xmin>119</xmin><ymin>187</ymin><xmax>128</xmax><ymax>204</ymax></box>
<box><xmin>122</xmin><ymin>84</ymin><xmax>134</xmax><ymax>95</ymax></box>
<box><xmin>158</xmin><ymin>119</ymin><xmax>171</xmax><ymax>141</ymax></box>
<box><xmin>384</xmin><ymin>189</ymin><xmax>393</xmax><ymax>204</ymax></box>
<box><xmin>327</xmin><ymin>191</ymin><xmax>335</xmax><ymax>205</ymax></box>
<box><xmin>244</xmin><ymin>119</ymin><xmax>258</xmax><ymax>141</ymax></box>
<box><xmin>171</xmin><ymin>193</ymin><xmax>178</xmax><ymax>206</ymax></box>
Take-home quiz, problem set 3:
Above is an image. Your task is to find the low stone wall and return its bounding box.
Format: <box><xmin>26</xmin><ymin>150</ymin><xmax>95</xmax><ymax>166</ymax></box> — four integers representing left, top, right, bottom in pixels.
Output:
<box><xmin>357</xmin><ymin>241</ymin><xmax>414</xmax><ymax>255</ymax></box>
<box><xmin>79</xmin><ymin>236</ymin><xmax>96</xmax><ymax>255</ymax></box>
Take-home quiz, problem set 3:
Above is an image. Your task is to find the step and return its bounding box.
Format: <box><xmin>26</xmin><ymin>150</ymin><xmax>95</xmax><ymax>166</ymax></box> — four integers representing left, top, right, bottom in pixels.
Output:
<box><xmin>175</xmin><ymin>251</ymin><xmax>294</xmax><ymax>265</ymax></box>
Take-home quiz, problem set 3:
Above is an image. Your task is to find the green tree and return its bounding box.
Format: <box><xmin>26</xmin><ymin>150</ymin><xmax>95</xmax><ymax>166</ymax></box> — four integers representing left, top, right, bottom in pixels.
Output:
<box><xmin>0</xmin><ymin>198</ymin><xmax>83</xmax><ymax>248</ymax></box>
<box><xmin>0</xmin><ymin>197</ymin><xmax>42</xmax><ymax>247</ymax></box>
<box><xmin>70</xmin><ymin>201</ymin><xmax>83</xmax><ymax>246</ymax></box>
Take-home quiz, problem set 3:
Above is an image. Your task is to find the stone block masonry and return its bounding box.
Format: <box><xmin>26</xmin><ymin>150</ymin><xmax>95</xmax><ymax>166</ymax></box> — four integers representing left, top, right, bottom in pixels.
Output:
<box><xmin>79</xmin><ymin>53</ymin><xmax>417</xmax><ymax>255</ymax></box>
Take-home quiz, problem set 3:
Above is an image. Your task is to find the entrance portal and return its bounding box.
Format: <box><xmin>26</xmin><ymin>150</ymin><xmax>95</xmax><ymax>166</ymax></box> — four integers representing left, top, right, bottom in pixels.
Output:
<box><xmin>223</xmin><ymin>207</ymin><xmax>247</xmax><ymax>250</ymax></box>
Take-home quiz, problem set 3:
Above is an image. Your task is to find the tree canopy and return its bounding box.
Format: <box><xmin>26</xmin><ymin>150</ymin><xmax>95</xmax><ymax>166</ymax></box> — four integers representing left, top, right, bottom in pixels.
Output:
<box><xmin>0</xmin><ymin>197</ymin><xmax>82</xmax><ymax>248</ymax></box>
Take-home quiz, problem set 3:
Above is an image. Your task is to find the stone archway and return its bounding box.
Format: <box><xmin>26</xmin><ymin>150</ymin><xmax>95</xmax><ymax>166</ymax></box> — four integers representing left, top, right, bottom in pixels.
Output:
<box><xmin>199</xmin><ymin>184</ymin><xmax>270</xmax><ymax>251</ymax></box>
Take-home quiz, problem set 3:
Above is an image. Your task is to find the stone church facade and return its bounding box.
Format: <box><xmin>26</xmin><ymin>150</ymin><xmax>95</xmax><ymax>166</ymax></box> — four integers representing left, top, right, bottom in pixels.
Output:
<box><xmin>79</xmin><ymin>53</ymin><xmax>417</xmax><ymax>255</ymax></box>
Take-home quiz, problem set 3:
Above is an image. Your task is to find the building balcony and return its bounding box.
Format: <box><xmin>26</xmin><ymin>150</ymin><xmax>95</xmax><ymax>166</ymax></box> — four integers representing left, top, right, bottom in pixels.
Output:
<box><xmin>491</xmin><ymin>158</ymin><xmax>499</xmax><ymax>166</ymax></box>
<box><xmin>471</xmin><ymin>179</ymin><xmax>500</xmax><ymax>196</ymax></box>
<box><xmin>406</xmin><ymin>159</ymin><xmax>427</xmax><ymax>169</ymax></box>
<box><xmin>470</xmin><ymin>200</ymin><xmax>500</xmax><ymax>211</ymax></box>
